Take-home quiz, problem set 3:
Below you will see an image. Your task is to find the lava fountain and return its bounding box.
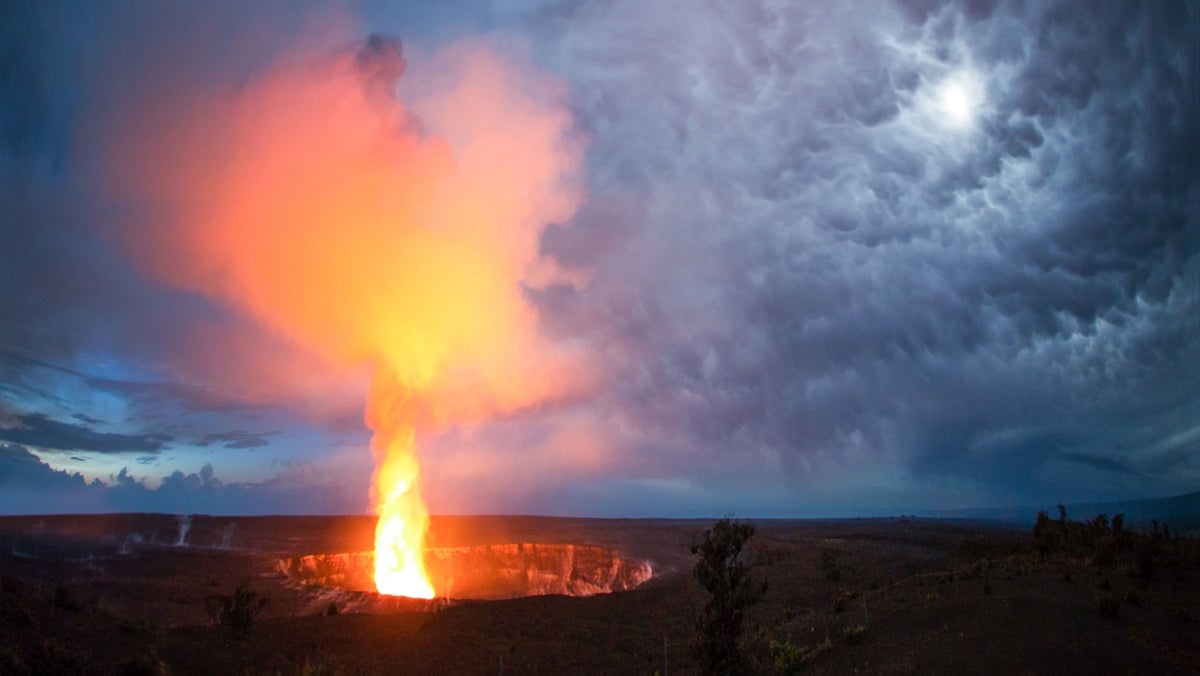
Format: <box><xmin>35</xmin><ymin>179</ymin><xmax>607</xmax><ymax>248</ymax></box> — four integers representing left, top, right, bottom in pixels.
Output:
<box><xmin>103</xmin><ymin>33</ymin><xmax>586</xmax><ymax>598</ymax></box>
<box><xmin>367</xmin><ymin>375</ymin><xmax>434</xmax><ymax>598</ymax></box>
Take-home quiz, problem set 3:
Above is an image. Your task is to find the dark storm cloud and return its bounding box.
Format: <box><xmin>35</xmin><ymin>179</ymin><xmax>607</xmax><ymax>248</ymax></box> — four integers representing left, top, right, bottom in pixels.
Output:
<box><xmin>0</xmin><ymin>411</ymin><xmax>170</xmax><ymax>453</ymax></box>
<box><xmin>517</xmin><ymin>0</ymin><xmax>1199</xmax><ymax>506</ymax></box>
<box><xmin>1057</xmin><ymin>451</ymin><xmax>1143</xmax><ymax>478</ymax></box>
<box><xmin>1</xmin><ymin>0</ymin><xmax>1196</xmax><ymax>515</ymax></box>
<box><xmin>0</xmin><ymin>350</ymin><xmax>233</xmax><ymax>416</ymax></box>
<box><xmin>197</xmin><ymin>430</ymin><xmax>276</xmax><ymax>450</ymax></box>
<box><xmin>0</xmin><ymin>444</ymin><xmax>94</xmax><ymax>490</ymax></box>
<box><xmin>0</xmin><ymin>444</ymin><xmax>365</xmax><ymax>515</ymax></box>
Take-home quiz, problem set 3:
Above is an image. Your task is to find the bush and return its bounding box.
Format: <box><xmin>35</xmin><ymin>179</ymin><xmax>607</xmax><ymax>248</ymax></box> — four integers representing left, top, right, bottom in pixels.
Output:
<box><xmin>832</xmin><ymin>589</ymin><xmax>859</xmax><ymax>613</ymax></box>
<box><xmin>205</xmin><ymin>583</ymin><xmax>267</xmax><ymax>636</ymax></box>
<box><xmin>293</xmin><ymin>647</ymin><xmax>341</xmax><ymax>676</ymax></box>
<box><xmin>769</xmin><ymin>639</ymin><xmax>830</xmax><ymax>674</ymax></box>
<box><xmin>841</xmin><ymin>624</ymin><xmax>866</xmax><ymax>644</ymax></box>
<box><xmin>819</xmin><ymin>550</ymin><xmax>842</xmax><ymax>582</ymax></box>
<box><xmin>691</xmin><ymin>518</ymin><xmax>763</xmax><ymax>675</ymax></box>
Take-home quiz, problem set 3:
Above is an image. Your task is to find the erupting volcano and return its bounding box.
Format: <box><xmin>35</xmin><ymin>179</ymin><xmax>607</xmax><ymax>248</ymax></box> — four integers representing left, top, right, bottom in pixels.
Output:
<box><xmin>368</xmin><ymin>378</ymin><xmax>434</xmax><ymax>598</ymax></box>
<box><xmin>104</xmin><ymin>34</ymin><xmax>585</xmax><ymax>598</ymax></box>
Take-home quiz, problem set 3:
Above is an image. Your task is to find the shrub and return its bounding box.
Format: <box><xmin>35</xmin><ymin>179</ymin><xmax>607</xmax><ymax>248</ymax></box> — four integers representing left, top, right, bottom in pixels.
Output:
<box><xmin>820</xmin><ymin>551</ymin><xmax>842</xmax><ymax>582</ymax></box>
<box><xmin>294</xmin><ymin>648</ymin><xmax>342</xmax><ymax>676</ymax></box>
<box><xmin>1033</xmin><ymin>511</ymin><xmax>1055</xmax><ymax>557</ymax></box>
<box><xmin>1134</xmin><ymin>537</ymin><xmax>1161</xmax><ymax>584</ymax></box>
<box><xmin>206</xmin><ymin>583</ymin><xmax>268</xmax><ymax>636</ymax></box>
<box><xmin>832</xmin><ymin>589</ymin><xmax>859</xmax><ymax>613</ymax></box>
<box><xmin>691</xmin><ymin>518</ymin><xmax>763</xmax><ymax>675</ymax></box>
<box><xmin>769</xmin><ymin>639</ymin><xmax>830</xmax><ymax>675</ymax></box>
<box><xmin>841</xmin><ymin>624</ymin><xmax>866</xmax><ymax>644</ymax></box>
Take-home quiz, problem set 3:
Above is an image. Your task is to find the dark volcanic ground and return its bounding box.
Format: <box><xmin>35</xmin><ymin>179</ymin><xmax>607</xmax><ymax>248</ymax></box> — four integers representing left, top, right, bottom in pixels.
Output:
<box><xmin>0</xmin><ymin>514</ymin><xmax>1197</xmax><ymax>674</ymax></box>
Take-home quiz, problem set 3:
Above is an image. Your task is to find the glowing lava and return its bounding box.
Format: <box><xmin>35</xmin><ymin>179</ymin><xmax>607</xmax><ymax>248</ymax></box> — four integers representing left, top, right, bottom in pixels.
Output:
<box><xmin>366</xmin><ymin>373</ymin><xmax>434</xmax><ymax>598</ymax></box>
<box><xmin>372</xmin><ymin>459</ymin><xmax>434</xmax><ymax>598</ymax></box>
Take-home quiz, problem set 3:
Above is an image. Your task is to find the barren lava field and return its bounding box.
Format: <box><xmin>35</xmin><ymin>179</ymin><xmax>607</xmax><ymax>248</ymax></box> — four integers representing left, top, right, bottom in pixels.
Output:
<box><xmin>1</xmin><ymin>514</ymin><xmax>1197</xmax><ymax>674</ymax></box>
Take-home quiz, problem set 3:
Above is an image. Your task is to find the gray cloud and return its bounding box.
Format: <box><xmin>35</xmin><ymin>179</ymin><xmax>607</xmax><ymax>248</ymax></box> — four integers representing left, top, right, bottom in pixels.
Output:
<box><xmin>197</xmin><ymin>430</ymin><xmax>276</xmax><ymax>450</ymax></box>
<box><xmin>0</xmin><ymin>444</ymin><xmax>365</xmax><ymax>515</ymax></box>
<box><xmin>0</xmin><ymin>0</ymin><xmax>1196</xmax><ymax>515</ymax></box>
<box><xmin>0</xmin><ymin>443</ymin><xmax>94</xmax><ymax>490</ymax></box>
<box><xmin>0</xmin><ymin>411</ymin><xmax>171</xmax><ymax>454</ymax></box>
<box><xmin>515</xmin><ymin>0</ymin><xmax>1200</xmax><ymax>506</ymax></box>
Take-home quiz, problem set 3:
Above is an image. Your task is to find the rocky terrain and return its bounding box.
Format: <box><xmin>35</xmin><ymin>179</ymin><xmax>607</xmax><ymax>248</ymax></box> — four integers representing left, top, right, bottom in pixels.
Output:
<box><xmin>0</xmin><ymin>513</ymin><xmax>1197</xmax><ymax>674</ymax></box>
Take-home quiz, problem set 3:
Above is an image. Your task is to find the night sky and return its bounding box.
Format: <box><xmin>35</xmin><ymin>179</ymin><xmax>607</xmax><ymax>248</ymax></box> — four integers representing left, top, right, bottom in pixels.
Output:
<box><xmin>1</xmin><ymin>1</ymin><xmax>1197</xmax><ymax>517</ymax></box>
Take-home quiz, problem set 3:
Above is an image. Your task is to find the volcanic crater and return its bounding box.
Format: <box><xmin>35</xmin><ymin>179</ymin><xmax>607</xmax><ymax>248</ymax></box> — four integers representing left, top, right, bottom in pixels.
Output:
<box><xmin>278</xmin><ymin>543</ymin><xmax>653</xmax><ymax>608</ymax></box>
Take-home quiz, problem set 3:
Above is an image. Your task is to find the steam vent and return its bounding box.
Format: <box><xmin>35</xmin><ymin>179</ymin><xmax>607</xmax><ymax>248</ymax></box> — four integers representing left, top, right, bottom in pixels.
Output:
<box><xmin>278</xmin><ymin>543</ymin><xmax>653</xmax><ymax>600</ymax></box>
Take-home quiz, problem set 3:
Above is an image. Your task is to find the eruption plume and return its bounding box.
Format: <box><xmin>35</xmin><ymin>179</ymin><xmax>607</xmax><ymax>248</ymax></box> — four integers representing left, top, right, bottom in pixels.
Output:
<box><xmin>104</xmin><ymin>34</ymin><xmax>584</xmax><ymax>597</ymax></box>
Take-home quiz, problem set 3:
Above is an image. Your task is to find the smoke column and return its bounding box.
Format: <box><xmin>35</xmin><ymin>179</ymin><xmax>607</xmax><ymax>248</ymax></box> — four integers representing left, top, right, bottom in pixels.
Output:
<box><xmin>104</xmin><ymin>34</ymin><xmax>584</xmax><ymax>596</ymax></box>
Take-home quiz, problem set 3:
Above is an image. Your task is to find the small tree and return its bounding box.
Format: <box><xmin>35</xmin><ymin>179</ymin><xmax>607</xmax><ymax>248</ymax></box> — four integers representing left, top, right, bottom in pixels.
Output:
<box><xmin>691</xmin><ymin>518</ymin><xmax>763</xmax><ymax>675</ymax></box>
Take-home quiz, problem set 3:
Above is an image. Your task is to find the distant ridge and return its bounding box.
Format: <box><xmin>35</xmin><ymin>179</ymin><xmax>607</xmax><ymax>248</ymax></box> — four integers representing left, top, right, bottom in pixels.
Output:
<box><xmin>924</xmin><ymin>489</ymin><xmax>1200</xmax><ymax>534</ymax></box>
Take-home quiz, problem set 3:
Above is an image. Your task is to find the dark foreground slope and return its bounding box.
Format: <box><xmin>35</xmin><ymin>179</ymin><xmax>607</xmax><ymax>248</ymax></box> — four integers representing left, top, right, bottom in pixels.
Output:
<box><xmin>0</xmin><ymin>514</ymin><xmax>1197</xmax><ymax>674</ymax></box>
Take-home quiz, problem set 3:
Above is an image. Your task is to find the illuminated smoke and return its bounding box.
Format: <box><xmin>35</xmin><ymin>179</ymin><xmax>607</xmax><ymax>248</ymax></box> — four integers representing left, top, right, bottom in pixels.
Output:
<box><xmin>104</xmin><ymin>33</ymin><xmax>584</xmax><ymax>596</ymax></box>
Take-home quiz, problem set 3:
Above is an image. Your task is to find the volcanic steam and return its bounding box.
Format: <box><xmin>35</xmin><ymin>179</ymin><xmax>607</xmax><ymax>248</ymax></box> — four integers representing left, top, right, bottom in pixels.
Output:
<box><xmin>105</xmin><ymin>34</ymin><xmax>584</xmax><ymax>597</ymax></box>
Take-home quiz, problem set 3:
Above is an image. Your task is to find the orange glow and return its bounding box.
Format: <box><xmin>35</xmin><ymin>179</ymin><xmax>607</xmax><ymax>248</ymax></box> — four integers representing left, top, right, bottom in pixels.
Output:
<box><xmin>104</xmin><ymin>36</ymin><xmax>585</xmax><ymax>597</ymax></box>
<box><xmin>367</xmin><ymin>377</ymin><xmax>433</xmax><ymax>597</ymax></box>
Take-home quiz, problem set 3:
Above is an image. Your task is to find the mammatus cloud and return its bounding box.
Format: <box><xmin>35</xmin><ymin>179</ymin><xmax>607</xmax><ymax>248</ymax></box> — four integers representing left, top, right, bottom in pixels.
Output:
<box><xmin>441</xmin><ymin>0</ymin><xmax>1198</xmax><ymax>510</ymax></box>
<box><xmin>0</xmin><ymin>1</ymin><xmax>1196</xmax><ymax>515</ymax></box>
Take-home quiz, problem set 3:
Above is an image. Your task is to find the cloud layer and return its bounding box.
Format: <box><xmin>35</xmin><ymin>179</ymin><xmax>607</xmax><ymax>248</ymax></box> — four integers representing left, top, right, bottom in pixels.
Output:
<box><xmin>0</xmin><ymin>0</ymin><xmax>1196</xmax><ymax>515</ymax></box>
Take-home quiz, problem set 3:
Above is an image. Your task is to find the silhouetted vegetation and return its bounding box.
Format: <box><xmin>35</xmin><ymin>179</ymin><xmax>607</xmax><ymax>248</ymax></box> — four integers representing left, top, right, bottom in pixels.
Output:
<box><xmin>840</xmin><ymin>623</ymin><xmax>866</xmax><ymax>644</ymax></box>
<box><xmin>1034</xmin><ymin>509</ymin><xmax>1194</xmax><ymax>568</ymax></box>
<box><xmin>204</xmin><ymin>583</ymin><xmax>268</xmax><ymax>636</ymax></box>
<box><xmin>769</xmin><ymin>638</ymin><xmax>830</xmax><ymax>675</ymax></box>
<box><xmin>691</xmin><ymin>518</ymin><xmax>764</xmax><ymax>675</ymax></box>
<box><xmin>819</xmin><ymin>550</ymin><xmax>842</xmax><ymax>582</ymax></box>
